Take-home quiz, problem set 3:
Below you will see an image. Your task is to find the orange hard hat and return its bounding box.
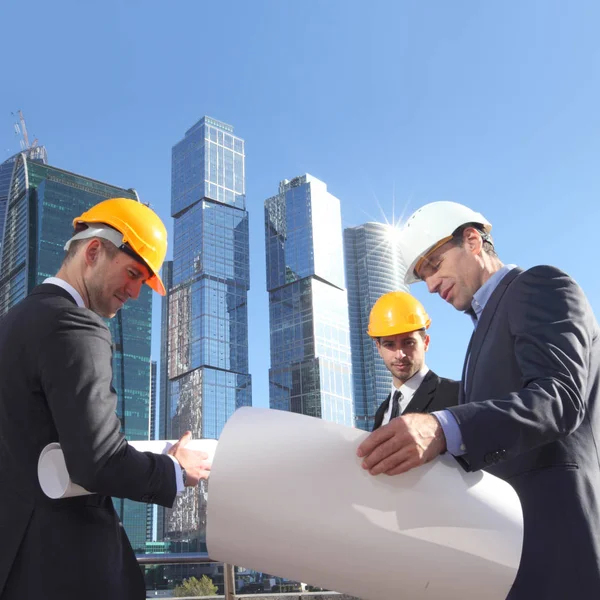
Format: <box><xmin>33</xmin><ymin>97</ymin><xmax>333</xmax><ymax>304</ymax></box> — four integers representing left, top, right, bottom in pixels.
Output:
<box><xmin>71</xmin><ymin>198</ymin><xmax>168</xmax><ymax>295</ymax></box>
<box><xmin>367</xmin><ymin>291</ymin><xmax>431</xmax><ymax>337</ymax></box>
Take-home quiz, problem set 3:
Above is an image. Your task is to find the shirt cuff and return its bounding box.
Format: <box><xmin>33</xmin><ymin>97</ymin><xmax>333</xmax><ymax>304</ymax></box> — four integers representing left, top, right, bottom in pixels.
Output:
<box><xmin>432</xmin><ymin>410</ymin><xmax>467</xmax><ymax>456</ymax></box>
<box><xmin>167</xmin><ymin>454</ymin><xmax>185</xmax><ymax>495</ymax></box>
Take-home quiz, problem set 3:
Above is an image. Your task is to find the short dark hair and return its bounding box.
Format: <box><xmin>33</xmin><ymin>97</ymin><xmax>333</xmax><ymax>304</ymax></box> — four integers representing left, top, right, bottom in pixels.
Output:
<box><xmin>62</xmin><ymin>237</ymin><xmax>119</xmax><ymax>267</ymax></box>
<box><xmin>450</xmin><ymin>222</ymin><xmax>496</xmax><ymax>257</ymax></box>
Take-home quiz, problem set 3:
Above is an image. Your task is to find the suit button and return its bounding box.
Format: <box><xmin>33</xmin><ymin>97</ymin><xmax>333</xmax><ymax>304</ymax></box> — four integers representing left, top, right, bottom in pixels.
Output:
<box><xmin>484</xmin><ymin>452</ymin><xmax>494</xmax><ymax>464</ymax></box>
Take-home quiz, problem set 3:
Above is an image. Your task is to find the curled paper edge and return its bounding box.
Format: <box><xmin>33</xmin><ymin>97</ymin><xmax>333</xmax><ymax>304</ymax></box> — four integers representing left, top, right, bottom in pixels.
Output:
<box><xmin>38</xmin><ymin>439</ymin><xmax>218</xmax><ymax>499</ymax></box>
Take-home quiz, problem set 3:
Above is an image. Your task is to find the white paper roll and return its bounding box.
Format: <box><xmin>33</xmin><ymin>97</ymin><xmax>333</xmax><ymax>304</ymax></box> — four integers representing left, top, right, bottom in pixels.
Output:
<box><xmin>206</xmin><ymin>407</ymin><xmax>523</xmax><ymax>600</ymax></box>
<box><xmin>38</xmin><ymin>439</ymin><xmax>218</xmax><ymax>499</ymax></box>
<box><xmin>38</xmin><ymin>442</ymin><xmax>91</xmax><ymax>498</ymax></box>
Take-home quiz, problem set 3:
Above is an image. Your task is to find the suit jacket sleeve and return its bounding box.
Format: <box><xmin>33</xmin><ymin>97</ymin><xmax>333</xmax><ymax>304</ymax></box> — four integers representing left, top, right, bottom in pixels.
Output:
<box><xmin>448</xmin><ymin>266</ymin><xmax>593</xmax><ymax>472</ymax></box>
<box><xmin>37</xmin><ymin>306</ymin><xmax>177</xmax><ymax>507</ymax></box>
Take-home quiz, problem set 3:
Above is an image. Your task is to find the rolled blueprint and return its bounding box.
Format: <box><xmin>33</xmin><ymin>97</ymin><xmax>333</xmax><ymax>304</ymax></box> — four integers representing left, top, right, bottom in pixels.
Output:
<box><xmin>38</xmin><ymin>439</ymin><xmax>218</xmax><ymax>499</ymax></box>
<box><xmin>206</xmin><ymin>407</ymin><xmax>523</xmax><ymax>600</ymax></box>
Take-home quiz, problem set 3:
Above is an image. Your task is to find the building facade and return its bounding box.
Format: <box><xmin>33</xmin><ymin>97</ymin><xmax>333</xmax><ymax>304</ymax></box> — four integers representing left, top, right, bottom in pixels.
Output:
<box><xmin>148</xmin><ymin>360</ymin><xmax>158</xmax><ymax>542</ymax></box>
<box><xmin>165</xmin><ymin>116</ymin><xmax>251</xmax><ymax>546</ymax></box>
<box><xmin>265</xmin><ymin>174</ymin><xmax>353</xmax><ymax>426</ymax></box>
<box><xmin>0</xmin><ymin>146</ymin><xmax>47</xmax><ymax>256</ymax></box>
<box><xmin>0</xmin><ymin>153</ymin><xmax>153</xmax><ymax>550</ymax></box>
<box><xmin>159</xmin><ymin>261</ymin><xmax>174</xmax><ymax>442</ymax></box>
<box><xmin>343</xmin><ymin>222</ymin><xmax>407</xmax><ymax>431</ymax></box>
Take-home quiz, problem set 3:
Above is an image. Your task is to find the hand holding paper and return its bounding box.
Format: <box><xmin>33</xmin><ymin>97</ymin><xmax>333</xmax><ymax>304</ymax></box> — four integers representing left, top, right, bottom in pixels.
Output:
<box><xmin>168</xmin><ymin>430</ymin><xmax>212</xmax><ymax>486</ymax></box>
<box><xmin>358</xmin><ymin>412</ymin><xmax>447</xmax><ymax>475</ymax></box>
<box><xmin>38</xmin><ymin>438</ymin><xmax>218</xmax><ymax>499</ymax></box>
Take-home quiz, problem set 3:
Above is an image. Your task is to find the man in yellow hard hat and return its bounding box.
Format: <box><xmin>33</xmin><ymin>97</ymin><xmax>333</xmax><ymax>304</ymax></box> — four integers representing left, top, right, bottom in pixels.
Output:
<box><xmin>367</xmin><ymin>291</ymin><xmax>458</xmax><ymax>431</ymax></box>
<box><xmin>357</xmin><ymin>201</ymin><xmax>600</xmax><ymax>599</ymax></box>
<box><xmin>0</xmin><ymin>198</ymin><xmax>211</xmax><ymax>600</ymax></box>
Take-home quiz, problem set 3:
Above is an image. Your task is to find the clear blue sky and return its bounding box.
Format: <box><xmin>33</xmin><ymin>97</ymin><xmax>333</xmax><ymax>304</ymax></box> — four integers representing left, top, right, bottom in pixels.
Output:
<box><xmin>2</xmin><ymin>0</ymin><xmax>599</xmax><ymax>409</ymax></box>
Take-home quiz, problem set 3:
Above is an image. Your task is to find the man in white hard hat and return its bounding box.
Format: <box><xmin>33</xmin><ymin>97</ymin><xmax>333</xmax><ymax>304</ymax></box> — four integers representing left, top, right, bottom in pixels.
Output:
<box><xmin>357</xmin><ymin>201</ymin><xmax>600</xmax><ymax>599</ymax></box>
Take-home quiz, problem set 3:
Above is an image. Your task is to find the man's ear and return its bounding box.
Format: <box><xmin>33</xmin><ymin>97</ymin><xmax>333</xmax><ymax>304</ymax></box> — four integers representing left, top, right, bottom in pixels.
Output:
<box><xmin>84</xmin><ymin>239</ymin><xmax>102</xmax><ymax>266</ymax></box>
<box><xmin>463</xmin><ymin>227</ymin><xmax>483</xmax><ymax>255</ymax></box>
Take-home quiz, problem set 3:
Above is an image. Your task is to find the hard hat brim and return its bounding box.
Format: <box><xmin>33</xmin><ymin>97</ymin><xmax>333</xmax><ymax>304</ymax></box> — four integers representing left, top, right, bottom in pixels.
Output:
<box><xmin>147</xmin><ymin>274</ymin><xmax>166</xmax><ymax>296</ymax></box>
<box><xmin>367</xmin><ymin>321</ymin><xmax>431</xmax><ymax>338</ymax></box>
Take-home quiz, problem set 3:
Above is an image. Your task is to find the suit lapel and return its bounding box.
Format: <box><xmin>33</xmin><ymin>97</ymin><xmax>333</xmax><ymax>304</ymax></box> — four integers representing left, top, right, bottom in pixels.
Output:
<box><xmin>402</xmin><ymin>370</ymin><xmax>438</xmax><ymax>414</ymax></box>
<box><xmin>464</xmin><ymin>268</ymin><xmax>523</xmax><ymax>400</ymax></box>
<box><xmin>459</xmin><ymin>334</ymin><xmax>473</xmax><ymax>404</ymax></box>
<box><xmin>372</xmin><ymin>393</ymin><xmax>391</xmax><ymax>431</ymax></box>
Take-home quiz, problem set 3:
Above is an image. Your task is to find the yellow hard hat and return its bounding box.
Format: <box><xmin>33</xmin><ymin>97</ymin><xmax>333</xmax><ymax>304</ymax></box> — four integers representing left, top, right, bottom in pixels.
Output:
<box><xmin>367</xmin><ymin>291</ymin><xmax>431</xmax><ymax>337</ymax></box>
<box><xmin>71</xmin><ymin>198</ymin><xmax>168</xmax><ymax>295</ymax></box>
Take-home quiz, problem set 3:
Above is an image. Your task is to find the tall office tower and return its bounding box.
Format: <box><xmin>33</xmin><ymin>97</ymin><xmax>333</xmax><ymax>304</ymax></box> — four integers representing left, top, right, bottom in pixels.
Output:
<box><xmin>0</xmin><ymin>146</ymin><xmax>47</xmax><ymax>259</ymax></box>
<box><xmin>150</xmin><ymin>360</ymin><xmax>158</xmax><ymax>439</ymax></box>
<box><xmin>0</xmin><ymin>153</ymin><xmax>153</xmax><ymax>550</ymax></box>
<box><xmin>343</xmin><ymin>222</ymin><xmax>407</xmax><ymax>431</ymax></box>
<box><xmin>148</xmin><ymin>360</ymin><xmax>158</xmax><ymax>542</ymax></box>
<box><xmin>156</xmin><ymin>260</ymin><xmax>172</xmax><ymax>544</ymax></box>
<box><xmin>154</xmin><ymin>262</ymin><xmax>174</xmax><ymax>545</ymax></box>
<box><xmin>166</xmin><ymin>116</ymin><xmax>251</xmax><ymax>546</ymax></box>
<box><xmin>159</xmin><ymin>260</ymin><xmax>173</xmax><ymax>443</ymax></box>
<box><xmin>265</xmin><ymin>174</ymin><xmax>354</xmax><ymax>426</ymax></box>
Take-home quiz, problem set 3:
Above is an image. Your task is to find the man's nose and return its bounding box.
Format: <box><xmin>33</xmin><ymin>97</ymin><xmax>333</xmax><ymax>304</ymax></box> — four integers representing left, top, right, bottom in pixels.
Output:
<box><xmin>425</xmin><ymin>275</ymin><xmax>440</xmax><ymax>294</ymax></box>
<box><xmin>126</xmin><ymin>280</ymin><xmax>143</xmax><ymax>300</ymax></box>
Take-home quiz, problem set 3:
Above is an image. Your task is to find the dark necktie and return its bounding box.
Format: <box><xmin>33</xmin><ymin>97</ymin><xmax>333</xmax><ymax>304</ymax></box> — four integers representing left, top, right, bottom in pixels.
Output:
<box><xmin>389</xmin><ymin>390</ymin><xmax>403</xmax><ymax>420</ymax></box>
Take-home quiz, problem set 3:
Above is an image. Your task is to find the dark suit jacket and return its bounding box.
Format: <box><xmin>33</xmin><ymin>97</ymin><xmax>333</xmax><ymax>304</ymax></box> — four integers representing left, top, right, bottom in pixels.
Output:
<box><xmin>0</xmin><ymin>284</ymin><xmax>177</xmax><ymax>600</ymax></box>
<box><xmin>447</xmin><ymin>266</ymin><xmax>600</xmax><ymax>599</ymax></box>
<box><xmin>372</xmin><ymin>370</ymin><xmax>459</xmax><ymax>431</ymax></box>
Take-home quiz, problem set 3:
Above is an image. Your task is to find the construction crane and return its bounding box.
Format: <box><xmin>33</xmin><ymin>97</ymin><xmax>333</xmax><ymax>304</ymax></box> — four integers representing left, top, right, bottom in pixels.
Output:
<box><xmin>13</xmin><ymin>110</ymin><xmax>38</xmax><ymax>150</ymax></box>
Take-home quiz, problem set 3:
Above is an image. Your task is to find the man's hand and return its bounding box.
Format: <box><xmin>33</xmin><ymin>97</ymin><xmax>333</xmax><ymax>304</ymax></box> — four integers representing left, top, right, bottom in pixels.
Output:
<box><xmin>357</xmin><ymin>414</ymin><xmax>447</xmax><ymax>476</ymax></box>
<box><xmin>168</xmin><ymin>431</ymin><xmax>211</xmax><ymax>486</ymax></box>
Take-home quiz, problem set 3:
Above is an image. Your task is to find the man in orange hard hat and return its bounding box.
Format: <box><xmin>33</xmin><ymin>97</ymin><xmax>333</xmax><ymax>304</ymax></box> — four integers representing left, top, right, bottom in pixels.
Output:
<box><xmin>0</xmin><ymin>198</ymin><xmax>210</xmax><ymax>600</ymax></box>
<box><xmin>367</xmin><ymin>291</ymin><xmax>458</xmax><ymax>432</ymax></box>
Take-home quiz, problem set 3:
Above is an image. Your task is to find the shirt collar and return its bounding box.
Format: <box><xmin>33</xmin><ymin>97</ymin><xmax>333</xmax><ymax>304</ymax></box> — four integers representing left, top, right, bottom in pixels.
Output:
<box><xmin>43</xmin><ymin>277</ymin><xmax>86</xmax><ymax>308</ymax></box>
<box><xmin>469</xmin><ymin>264</ymin><xmax>517</xmax><ymax>326</ymax></box>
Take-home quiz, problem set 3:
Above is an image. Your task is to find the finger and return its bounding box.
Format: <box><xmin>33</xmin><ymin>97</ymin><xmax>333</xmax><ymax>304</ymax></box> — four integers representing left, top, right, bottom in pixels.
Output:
<box><xmin>197</xmin><ymin>468</ymin><xmax>211</xmax><ymax>481</ymax></box>
<box><xmin>178</xmin><ymin>431</ymin><xmax>192</xmax><ymax>448</ymax></box>
<box><xmin>167</xmin><ymin>431</ymin><xmax>192</xmax><ymax>456</ymax></box>
<box><xmin>384</xmin><ymin>457</ymin><xmax>422</xmax><ymax>476</ymax></box>
<box><xmin>369</xmin><ymin>447</ymin><xmax>417</xmax><ymax>475</ymax></box>
<box><xmin>361</xmin><ymin>434</ymin><xmax>408</xmax><ymax>470</ymax></box>
<box><xmin>357</xmin><ymin>427</ymin><xmax>395</xmax><ymax>458</ymax></box>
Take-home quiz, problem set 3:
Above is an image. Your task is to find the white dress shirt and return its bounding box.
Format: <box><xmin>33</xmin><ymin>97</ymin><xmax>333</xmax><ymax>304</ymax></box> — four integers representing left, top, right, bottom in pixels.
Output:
<box><xmin>381</xmin><ymin>364</ymin><xmax>430</xmax><ymax>426</ymax></box>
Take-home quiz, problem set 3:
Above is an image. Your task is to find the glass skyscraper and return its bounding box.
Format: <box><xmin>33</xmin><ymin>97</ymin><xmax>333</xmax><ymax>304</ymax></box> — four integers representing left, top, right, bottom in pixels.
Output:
<box><xmin>0</xmin><ymin>146</ymin><xmax>47</xmax><ymax>258</ymax></box>
<box><xmin>344</xmin><ymin>222</ymin><xmax>407</xmax><ymax>431</ymax></box>
<box><xmin>159</xmin><ymin>260</ymin><xmax>174</xmax><ymax>442</ymax></box>
<box><xmin>265</xmin><ymin>174</ymin><xmax>354</xmax><ymax>426</ymax></box>
<box><xmin>148</xmin><ymin>360</ymin><xmax>158</xmax><ymax>543</ymax></box>
<box><xmin>0</xmin><ymin>153</ymin><xmax>153</xmax><ymax>550</ymax></box>
<box><xmin>165</xmin><ymin>116</ymin><xmax>251</xmax><ymax>546</ymax></box>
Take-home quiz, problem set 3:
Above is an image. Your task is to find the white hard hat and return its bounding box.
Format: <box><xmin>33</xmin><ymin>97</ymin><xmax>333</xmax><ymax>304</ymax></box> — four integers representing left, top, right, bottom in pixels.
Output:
<box><xmin>399</xmin><ymin>201</ymin><xmax>492</xmax><ymax>284</ymax></box>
